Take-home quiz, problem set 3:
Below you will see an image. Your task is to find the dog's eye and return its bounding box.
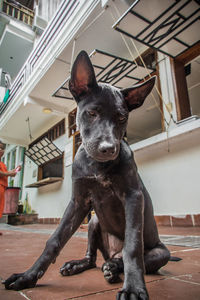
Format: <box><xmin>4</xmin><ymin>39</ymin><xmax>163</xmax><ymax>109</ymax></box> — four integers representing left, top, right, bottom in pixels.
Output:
<box><xmin>87</xmin><ymin>110</ymin><xmax>97</xmax><ymax>117</ymax></box>
<box><xmin>119</xmin><ymin>115</ymin><xmax>127</xmax><ymax>123</ymax></box>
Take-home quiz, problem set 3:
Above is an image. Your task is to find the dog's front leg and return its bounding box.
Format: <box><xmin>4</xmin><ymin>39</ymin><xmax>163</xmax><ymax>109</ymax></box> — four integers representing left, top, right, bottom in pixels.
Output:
<box><xmin>117</xmin><ymin>189</ymin><xmax>148</xmax><ymax>300</ymax></box>
<box><xmin>4</xmin><ymin>194</ymin><xmax>91</xmax><ymax>291</ymax></box>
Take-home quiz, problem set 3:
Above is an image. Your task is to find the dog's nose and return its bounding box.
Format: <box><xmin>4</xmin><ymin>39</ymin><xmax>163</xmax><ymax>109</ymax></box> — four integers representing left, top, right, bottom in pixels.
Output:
<box><xmin>99</xmin><ymin>142</ymin><xmax>117</xmax><ymax>156</ymax></box>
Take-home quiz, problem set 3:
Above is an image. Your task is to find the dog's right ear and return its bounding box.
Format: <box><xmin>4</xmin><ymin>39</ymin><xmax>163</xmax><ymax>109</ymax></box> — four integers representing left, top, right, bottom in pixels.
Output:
<box><xmin>69</xmin><ymin>51</ymin><xmax>98</xmax><ymax>101</ymax></box>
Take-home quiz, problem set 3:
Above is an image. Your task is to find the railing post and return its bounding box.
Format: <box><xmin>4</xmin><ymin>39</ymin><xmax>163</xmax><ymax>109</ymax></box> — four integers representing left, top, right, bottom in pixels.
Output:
<box><xmin>17</xmin><ymin>9</ymin><xmax>20</xmax><ymax>21</ymax></box>
<box><xmin>12</xmin><ymin>6</ymin><xmax>15</xmax><ymax>18</ymax></box>
<box><xmin>1</xmin><ymin>0</ymin><xmax>34</xmax><ymax>26</ymax></box>
<box><xmin>6</xmin><ymin>3</ymin><xmax>9</xmax><ymax>15</ymax></box>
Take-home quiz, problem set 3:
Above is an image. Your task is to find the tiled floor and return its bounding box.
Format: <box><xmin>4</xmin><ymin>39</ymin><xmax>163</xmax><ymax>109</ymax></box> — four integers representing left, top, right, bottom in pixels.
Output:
<box><xmin>0</xmin><ymin>223</ymin><xmax>200</xmax><ymax>299</ymax></box>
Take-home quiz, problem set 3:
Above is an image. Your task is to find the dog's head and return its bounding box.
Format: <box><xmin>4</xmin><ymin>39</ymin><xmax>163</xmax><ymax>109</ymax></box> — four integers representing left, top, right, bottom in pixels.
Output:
<box><xmin>69</xmin><ymin>51</ymin><xmax>155</xmax><ymax>162</ymax></box>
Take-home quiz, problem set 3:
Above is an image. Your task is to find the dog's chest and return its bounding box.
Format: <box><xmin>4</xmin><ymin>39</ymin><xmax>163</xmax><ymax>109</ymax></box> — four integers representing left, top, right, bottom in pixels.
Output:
<box><xmin>85</xmin><ymin>173</ymin><xmax>126</xmax><ymax>238</ymax></box>
<box><xmin>85</xmin><ymin>172</ymin><xmax>113</xmax><ymax>188</ymax></box>
<box><xmin>87</xmin><ymin>172</ymin><xmax>125</xmax><ymax>201</ymax></box>
<box><xmin>95</xmin><ymin>174</ymin><xmax>112</xmax><ymax>188</ymax></box>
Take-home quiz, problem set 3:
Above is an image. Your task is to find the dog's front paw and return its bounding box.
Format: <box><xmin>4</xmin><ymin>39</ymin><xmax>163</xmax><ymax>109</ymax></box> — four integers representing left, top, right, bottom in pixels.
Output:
<box><xmin>3</xmin><ymin>271</ymin><xmax>38</xmax><ymax>291</ymax></box>
<box><xmin>102</xmin><ymin>261</ymin><xmax>121</xmax><ymax>283</ymax></box>
<box><xmin>116</xmin><ymin>288</ymin><xmax>149</xmax><ymax>300</ymax></box>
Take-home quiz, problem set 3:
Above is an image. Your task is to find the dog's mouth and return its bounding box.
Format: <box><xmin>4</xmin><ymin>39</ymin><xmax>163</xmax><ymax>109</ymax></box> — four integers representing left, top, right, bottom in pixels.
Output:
<box><xmin>84</xmin><ymin>141</ymin><xmax>120</xmax><ymax>162</ymax></box>
<box><xmin>93</xmin><ymin>152</ymin><xmax>119</xmax><ymax>162</ymax></box>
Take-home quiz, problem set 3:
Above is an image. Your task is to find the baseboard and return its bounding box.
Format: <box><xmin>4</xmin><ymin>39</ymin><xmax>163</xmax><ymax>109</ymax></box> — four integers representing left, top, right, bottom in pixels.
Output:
<box><xmin>0</xmin><ymin>215</ymin><xmax>8</xmax><ymax>224</ymax></box>
<box><xmin>8</xmin><ymin>214</ymin><xmax>38</xmax><ymax>225</ymax></box>
<box><xmin>155</xmin><ymin>214</ymin><xmax>200</xmax><ymax>227</ymax></box>
<box><xmin>38</xmin><ymin>214</ymin><xmax>200</xmax><ymax>227</ymax></box>
<box><xmin>38</xmin><ymin>218</ymin><xmax>61</xmax><ymax>224</ymax></box>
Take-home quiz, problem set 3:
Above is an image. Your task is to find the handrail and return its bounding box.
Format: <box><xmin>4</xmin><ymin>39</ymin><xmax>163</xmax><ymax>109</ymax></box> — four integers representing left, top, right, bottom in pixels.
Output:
<box><xmin>2</xmin><ymin>0</ymin><xmax>34</xmax><ymax>26</ymax></box>
<box><xmin>0</xmin><ymin>0</ymin><xmax>79</xmax><ymax>117</ymax></box>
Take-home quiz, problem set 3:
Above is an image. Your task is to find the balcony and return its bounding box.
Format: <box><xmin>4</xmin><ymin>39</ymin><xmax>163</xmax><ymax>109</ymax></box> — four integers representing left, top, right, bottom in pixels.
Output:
<box><xmin>0</xmin><ymin>0</ymin><xmax>99</xmax><ymax>146</ymax></box>
<box><xmin>1</xmin><ymin>0</ymin><xmax>34</xmax><ymax>26</ymax></box>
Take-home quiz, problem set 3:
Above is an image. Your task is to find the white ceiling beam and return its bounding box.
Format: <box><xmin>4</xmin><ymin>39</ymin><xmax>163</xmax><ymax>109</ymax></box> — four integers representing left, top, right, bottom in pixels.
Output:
<box><xmin>24</xmin><ymin>96</ymin><xmax>76</xmax><ymax>115</ymax></box>
<box><xmin>0</xmin><ymin>135</ymin><xmax>28</xmax><ymax>147</ymax></box>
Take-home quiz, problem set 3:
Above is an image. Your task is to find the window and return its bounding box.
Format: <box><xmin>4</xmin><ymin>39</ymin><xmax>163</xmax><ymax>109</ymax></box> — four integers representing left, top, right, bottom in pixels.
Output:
<box><xmin>171</xmin><ymin>43</ymin><xmax>200</xmax><ymax>121</ymax></box>
<box><xmin>6</xmin><ymin>152</ymin><xmax>10</xmax><ymax>170</ymax></box>
<box><xmin>4</xmin><ymin>146</ymin><xmax>24</xmax><ymax>187</ymax></box>
<box><xmin>73</xmin><ymin>132</ymin><xmax>82</xmax><ymax>160</ymax></box>
<box><xmin>185</xmin><ymin>56</ymin><xmax>200</xmax><ymax>117</ymax></box>
<box><xmin>25</xmin><ymin>119</ymin><xmax>65</xmax><ymax>187</ymax></box>
<box><xmin>42</xmin><ymin>157</ymin><xmax>63</xmax><ymax>179</ymax></box>
<box><xmin>68</xmin><ymin>108</ymin><xmax>82</xmax><ymax>159</ymax></box>
<box><xmin>11</xmin><ymin>148</ymin><xmax>16</xmax><ymax>170</ymax></box>
<box><xmin>68</xmin><ymin>108</ymin><xmax>77</xmax><ymax>137</ymax></box>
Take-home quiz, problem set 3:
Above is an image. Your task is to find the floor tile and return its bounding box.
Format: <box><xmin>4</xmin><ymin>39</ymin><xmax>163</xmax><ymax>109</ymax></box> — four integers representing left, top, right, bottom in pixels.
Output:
<box><xmin>148</xmin><ymin>277</ymin><xmax>200</xmax><ymax>300</ymax></box>
<box><xmin>1</xmin><ymin>224</ymin><xmax>200</xmax><ymax>300</ymax></box>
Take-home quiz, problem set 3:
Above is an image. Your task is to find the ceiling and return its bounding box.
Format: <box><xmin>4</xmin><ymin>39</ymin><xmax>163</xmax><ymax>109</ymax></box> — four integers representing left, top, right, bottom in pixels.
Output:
<box><xmin>0</xmin><ymin>101</ymin><xmax>61</xmax><ymax>145</ymax></box>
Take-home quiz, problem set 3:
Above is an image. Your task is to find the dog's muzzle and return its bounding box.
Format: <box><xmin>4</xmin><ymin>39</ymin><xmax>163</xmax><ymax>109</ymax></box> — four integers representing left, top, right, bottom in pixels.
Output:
<box><xmin>96</xmin><ymin>141</ymin><xmax>119</xmax><ymax>162</ymax></box>
<box><xmin>83</xmin><ymin>140</ymin><xmax>120</xmax><ymax>162</ymax></box>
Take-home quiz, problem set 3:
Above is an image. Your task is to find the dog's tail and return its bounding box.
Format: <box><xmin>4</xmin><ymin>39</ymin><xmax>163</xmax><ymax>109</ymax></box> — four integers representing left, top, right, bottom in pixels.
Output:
<box><xmin>170</xmin><ymin>256</ymin><xmax>182</xmax><ymax>262</ymax></box>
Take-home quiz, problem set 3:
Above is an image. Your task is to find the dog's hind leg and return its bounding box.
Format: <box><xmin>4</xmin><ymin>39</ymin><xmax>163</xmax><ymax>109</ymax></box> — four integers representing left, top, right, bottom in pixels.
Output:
<box><xmin>102</xmin><ymin>258</ymin><xmax>123</xmax><ymax>283</ymax></box>
<box><xmin>60</xmin><ymin>215</ymin><xmax>108</xmax><ymax>276</ymax></box>
<box><xmin>144</xmin><ymin>242</ymin><xmax>170</xmax><ymax>274</ymax></box>
<box><xmin>102</xmin><ymin>242</ymin><xmax>170</xmax><ymax>282</ymax></box>
<box><xmin>101</xmin><ymin>233</ymin><xmax>124</xmax><ymax>284</ymax></box>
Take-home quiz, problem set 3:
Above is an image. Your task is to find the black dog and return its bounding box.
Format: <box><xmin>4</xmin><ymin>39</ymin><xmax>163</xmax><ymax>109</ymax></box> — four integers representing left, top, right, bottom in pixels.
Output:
<box><xmin>4</xmin><ymin>51</ymin><xmax>170</xmax><ymax>299</ymax></box>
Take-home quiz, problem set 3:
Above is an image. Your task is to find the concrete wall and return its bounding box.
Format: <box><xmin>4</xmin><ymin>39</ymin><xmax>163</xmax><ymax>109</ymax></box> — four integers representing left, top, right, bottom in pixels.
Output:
<box><xmin>21</xmin><ymin>48</ymin><xmax>200</xmax><ymax>219</ymax></box>
<box><xmin>22</xmin><ymin>122</ymin><xmax>200</xmax><ymax>219</ymax></box>
<box><xmin>134</xmin><ymin>126</ymin><xmax>200</xmax><ymax>216</ymax></box>
<box><xmin>37</xmin><ymin>0</ymin><xmax>63</xmax><ymax>21</ymax></box>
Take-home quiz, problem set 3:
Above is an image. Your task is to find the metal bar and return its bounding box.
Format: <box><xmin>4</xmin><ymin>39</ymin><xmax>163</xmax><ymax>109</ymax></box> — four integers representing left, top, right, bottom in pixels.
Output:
<box><xmin>157</xmin><ymin>16</ymin><xmax>199</xmax><ymax>50</ymax></box>
<box><xmin>136</xmin><ymin>0</ymin><xmax>185</xmax><ymax>39</ymax></box>
<box><xmin>115</xmin><ymin>26</ymin><xmax>174</xmax><ymax>58</ymax></box>
<box><xmin>112</xmin><ymin>0</ymin><xmax>140</xmax><ymax>29</ymax></box>
<box><xmin>150</xmin><ymin>9</ymin><xmax>199</xmax><ymax>47</ymax></box>
<box><xmin>130</xmin><ymin>10</ymin><xmax>151</xmax><ymax>25</ymax></box>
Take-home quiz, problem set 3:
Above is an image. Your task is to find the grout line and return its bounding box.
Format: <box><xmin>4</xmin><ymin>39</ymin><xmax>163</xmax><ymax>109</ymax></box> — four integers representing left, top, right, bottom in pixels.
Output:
<box><xmin>0</xmin><ymin>276</ymin><xmax>31</xmax><ymax>300</ymax></box>
<box><xmin>191</xmin><ymin>214</ymin><xmax>195</xmax><ymax>227</ymax></box>
<box><xmin>146</xmin><ymin>272</ymin><xmax>200</xmax><ymax>286</ymax></box>
<box><xmin>170</xmin><ymin>216</ymin><xmax>173</xmax><ymax>227</ymax></box>
<box><xmin>65</xmin><ymin>287</ymin><xmax>120</xmax><ymax>299</ymax></box>
<box><xmin>171</xmin><ymin>248</ymin><xmax>200</xmax><ymax>253</ymax></box>
<box><xmin>170</xmin><ymin>276</ymin><xmax>200</xmax><ymax>286</ymax></box>
<box><xmin>18</xmin><ymin>291</ymin><xmax>32</xmax><ymax>300</ymax></box>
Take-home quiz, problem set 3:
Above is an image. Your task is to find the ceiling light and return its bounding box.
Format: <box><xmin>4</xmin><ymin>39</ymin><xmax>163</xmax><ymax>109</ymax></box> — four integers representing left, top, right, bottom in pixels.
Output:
<box><xmin>43</xmin><ymin>108</ymin><xmax>52</xmax><ymax>114</ymax></box>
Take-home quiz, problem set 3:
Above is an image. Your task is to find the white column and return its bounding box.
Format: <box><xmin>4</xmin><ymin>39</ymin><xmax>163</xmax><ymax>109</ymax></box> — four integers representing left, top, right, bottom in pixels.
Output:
<box><xmin>158</xmin><ymin>53</ymin><xmax>177</xmax><ymax>130</ymax></box>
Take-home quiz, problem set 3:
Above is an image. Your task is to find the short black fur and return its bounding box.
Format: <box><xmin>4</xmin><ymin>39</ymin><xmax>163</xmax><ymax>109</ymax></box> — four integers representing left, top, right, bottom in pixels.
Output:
<box><xmin>4</xmin><ymin>51</ymin><xmax>173</xmax><ymax>300</ymax></box>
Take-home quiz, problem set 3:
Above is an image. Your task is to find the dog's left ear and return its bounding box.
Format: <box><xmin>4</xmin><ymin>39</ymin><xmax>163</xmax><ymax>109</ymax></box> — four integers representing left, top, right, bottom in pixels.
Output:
<box><xmin>69</xmin><ymin>51</ymin><xmax>98</xmax><ymax>101</ymax></box>
<box><xmin>121</xmin><ymin>76</ymin><xmax>156</xmax><ymax>111</ymax></box>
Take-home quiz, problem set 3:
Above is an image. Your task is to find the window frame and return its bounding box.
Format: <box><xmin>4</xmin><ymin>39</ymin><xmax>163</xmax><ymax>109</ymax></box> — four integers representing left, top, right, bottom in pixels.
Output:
<box><xmin>171</xmin><ymin>42</ymin><xmax>200</xmax><ymax>121</ymax></box>
<box><xmin>25</xmin><ymin>119</ymin><xmax>66</xmax><ymax>188</ymax></box>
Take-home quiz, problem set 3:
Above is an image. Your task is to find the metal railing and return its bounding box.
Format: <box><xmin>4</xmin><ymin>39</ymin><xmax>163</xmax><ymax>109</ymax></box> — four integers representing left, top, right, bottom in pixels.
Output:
<box><xmin>1</xmin><ymin>0</ymin><xmax>34</xmax><ymax>26</ymax></box>
<box><xmin>0</xmin><ymin>0</ymin><xmax>79</xmax><ymax>117</ymax></box>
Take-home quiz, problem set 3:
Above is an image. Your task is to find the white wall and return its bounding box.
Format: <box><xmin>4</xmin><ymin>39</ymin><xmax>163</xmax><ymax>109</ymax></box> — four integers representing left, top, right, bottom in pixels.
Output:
<box><xmin>134</xmin><ymin>127</ymin><xmax>200</xmax><ymax>216</ymax></box>
<box><xmin>37</xmin><ymin>0</ymin><xmax>63</xmax><ymax>22</ymax></box>
<box><xmin>22</xmin><ymin>123</ymin><xmax>200</xmax><ymax>218</ymax></box>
